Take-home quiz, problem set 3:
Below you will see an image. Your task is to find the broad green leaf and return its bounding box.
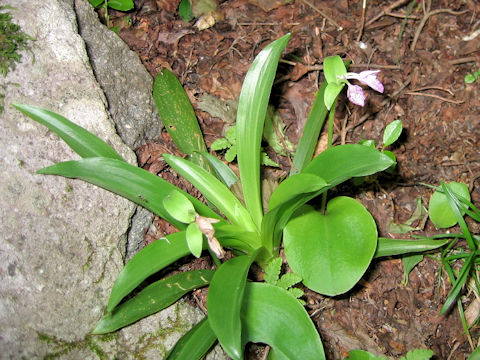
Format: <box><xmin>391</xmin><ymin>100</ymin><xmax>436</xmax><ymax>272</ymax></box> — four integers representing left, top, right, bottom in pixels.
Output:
<box><xmin>345</xmin><ymin>350</ymin><xmax>387</xmax><ymax>360</ymax></box>
<box><xmin>465</xmin><ymin>74</ymin><xmax>476</xmax><ymax>84</ymax></box>
<box><xmin>383</xmin><ymin>119</ymin><xmax>402</xmax><ymax>147</ymax></box>
<box><xmin>165</xmin><ymin>317</ymin><xmax>217</xmax><ymax>360</ymax></box>
<box><xmin>242</xmin><ymin>282</ymin><xmax>325</xmax><ymax>359</ymax></box>
<box><xmin>13</xmin><ymin>103</ymin><xmax>124</xmax><ymax>161</ymax></box>
<box><xmin>93</xmin><ymin>270</ymin><xmax>213</xmax><ymax>334</ymax></box>
<box><xmin>303</xmin><ymin>144</ymin><xmax>395</xmax><ymax>186</ymax></box>
<box><xmin>213</xmin><ymin>223</ymin><xmax>261</xmax><ymax>252</ymax></box>
<box><xmin>106</xmin><ymin>231</ymin><xmax>200</xmax><ymax>312</ymax></box>
<box><xmin>374</xmin><ymin>237</ymin><xmax>448</xmax><ymax>258</ymax></box>
<box><xmin>163</xmin><ymin>190</ymin><xmax>196</xmax><ymax>224</ymax></box>
<box><xmin>323</xmin><ymin>55</ymin><xmax>347</xmax><ymax>84</ymax></box>
<box><xmin>195</xmin><ymin>151</ymin><xmax>239</xmax><ymax>188</ymax></box>
<box><xmin>291</xmin><ymin>81</ymin><xmax>329</xmax><ymax>175</ymax></box>
<box><xmin>359</xmin><ymin>139</ymin><xmax>376</xmax><ymax>148</ymax></box>
<box><xmin>186</xmin><ymin>222</ymin><xmax>203</xmax><ymax>258</ymax></box>
<box><xmin>237</xmin><ymin>33</ymin><xmax>291</xmax><ymax>230</ymax></box>
<box><xmin>324</xmin><ymin>82</ymin><xmax>344</xmax><ymax>110</ymax></box>
<box><xmin>468</xmin><ymin>346</ymin><xmax>480</xmax><ymax>360</ymax></box>
<box><xmin>402</xmin><ymin>348</ymin><xmax>434</xmax><ymax>360</ymax></box>
<box><xmin>106</xmin><ymin>0</ymin><xmax>134</xmax><ymax>11</ymax></box>
<box><xmin>37</xmin><ymin>157</ymin><xmax>221</xmax><ymax>230</ymax></box>
<box><xmin>88</xmin><ymin>0</ymin><xmax>104</xmax><ymax>7</ymax></box>
<box><xmin>402</xmin><ymin>254</ymin><xmax>423</xmax><ymax>285</ymax></box>
<box><xmin>284</xmin><ymin>198</ymin><xmax>377</xmax><ymax>296</ymax></box>
<box><xmin>225</xmin><ymin>146</ymin><xmax>237</xmax><ymax>162</ymax></box>
<box><xmin>429</xmin><ymin>182</ymin><xmax>470</xmax><ymax>228</ymax></box>
<box><xmin>178</xmin><ymin>0</ymin><xmax>194</xmax><ymax>22</ymax></box>
<box><xmin>163</xmin><ymin>154</ymin><xmax>256</xmax><ymax>233</ymax></box>
<box><xmin>262</xmin><ymin>173</ymin><xmax>328</xmax><ymax>252</ymax></box>
<box><xmin>207</xmin><ymin>250</ymin><xmax>260</xmax><ymax>360</ymax></box>
<box><xmin>153</xmin><ymin>69</ymin><xmax>208</xmax><ymax>168</ymax></box>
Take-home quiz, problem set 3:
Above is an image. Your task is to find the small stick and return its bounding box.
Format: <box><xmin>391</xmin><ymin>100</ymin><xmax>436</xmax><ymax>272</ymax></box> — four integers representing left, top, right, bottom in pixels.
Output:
<box><xmin>365</xmin><ymin>0</ymin><xmax>410</xmax><ymax>27</ymax></box>
<box><xmin>410</xmin><ymin>8</ymin><xmax>469</xmax><ymax>50</ymax></box>
<box><xmin>237</xmin><ymin>22</ymin><xmax>300</xmax><ymax>26</ymax></box>
<box><xmin>449</xmin><ymin>57</ymin><xmax>478</xmax><ymax>65</ymax></box>
<box><xmin>404</xmin><ymin>92</ymin><xmax>464</xmax><ymax>104</ymax></box>
<box><xmin>410</xmin><ymin>86</ymin><xmax>454</xmax><ymax>96</ymax></box>
<box><xmin>300</xmin><ymin>0</ymin><xmax>343</xmax><ymax>30</ymax></box>
<box><xmin>356</xmin><ymin>0</ymin><xmax>367</xmax><ymax>42</ymax></box>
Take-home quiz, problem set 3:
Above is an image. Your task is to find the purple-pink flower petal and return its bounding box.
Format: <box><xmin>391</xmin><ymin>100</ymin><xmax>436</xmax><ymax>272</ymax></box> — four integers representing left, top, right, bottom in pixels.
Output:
<box><xmin>347</xmin><ymin>84</ymin><xmax>366</xmax><ymax>107</ymax></box>
<box><xmin>357</xmin><ymin>70</ymin><xmax>384</xmax><ymax>93</ymax></box>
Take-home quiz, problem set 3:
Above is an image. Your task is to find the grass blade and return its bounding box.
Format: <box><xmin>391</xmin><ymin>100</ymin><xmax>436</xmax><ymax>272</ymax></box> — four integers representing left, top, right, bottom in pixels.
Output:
<box><xmin>13</xmin><ymin>103</ymin><xmax>124</xmax><ymax>161</ymax></box>
<box><xmin>374</xmin><ymin>238</ymin><xmax>449</xmax><ymax>258</ymax></box>
<box><xmin>38</xmin><ymin>157</ymin><xmax>222</xmax><ymax>229</ymax></box>
<box><xmin>236</xmin><ymin>34</ymin><xmax>291</xmax><ymax>229</ymax></box>
<box><xmin>93</xmin><ymin>270</ymin><xmax>214</xmax><ymax>334</ymax></box>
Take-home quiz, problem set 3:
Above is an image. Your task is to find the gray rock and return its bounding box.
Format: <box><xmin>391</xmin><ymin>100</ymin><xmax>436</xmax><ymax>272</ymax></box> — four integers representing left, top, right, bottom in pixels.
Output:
<box><xmin>0</xmin><ymin>0</ymin><xmax>226</xmax><ymax>358</ymax></box>
<box><xmin>74</xmin><ymin>0</ymin><xmax>162</xmax><ymax>150</ymax></box>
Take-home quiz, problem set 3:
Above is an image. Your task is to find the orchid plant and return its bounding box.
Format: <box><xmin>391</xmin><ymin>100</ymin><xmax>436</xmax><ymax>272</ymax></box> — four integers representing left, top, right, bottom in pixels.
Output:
<box><xmin>14</xmin><ymin>34</ymin><xmax>448</xmax><ymax>359</ymax></box>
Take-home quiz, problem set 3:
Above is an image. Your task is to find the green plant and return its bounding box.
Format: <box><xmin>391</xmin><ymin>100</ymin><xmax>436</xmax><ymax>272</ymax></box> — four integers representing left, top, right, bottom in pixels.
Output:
<box><xmin>0</xmin><ymin>5</ymin><xmax>33</xmax><ymax>113</ymax></box>
<box><xmin>465</xmin><ymin>69</ymin><xmax>480</xmax><ymax>84</ymax></box>
<box><xmin>14</xmin><ymin>34</ymin><xmax>449</xmax><ymax>358</ymax></box>
<box><xmin>345</xmin><ymin>348</ymin><xmax>434</xmax><ymax>360</ymax></box>
<box><xmin>88</xmin><ymin>0</ymin><xmax>134</xmax><ymax>30</ymax></box>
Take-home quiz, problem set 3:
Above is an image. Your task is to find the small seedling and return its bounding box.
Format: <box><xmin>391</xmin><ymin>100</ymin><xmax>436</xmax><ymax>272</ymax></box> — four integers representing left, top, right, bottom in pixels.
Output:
<box><xmin>88</xmin><ymin>0</ymin><xmax>134</xmax><ymax>29</ymax></box>
<box><xmin>465</xmin><ymin>69</ymin><xmax>480</xmax><ymax>84</ymax></box>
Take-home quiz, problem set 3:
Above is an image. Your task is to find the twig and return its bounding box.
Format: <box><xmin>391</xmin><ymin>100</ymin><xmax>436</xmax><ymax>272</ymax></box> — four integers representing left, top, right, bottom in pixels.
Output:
<box><xmin>299</xmin><ymin>0</ymin><xmax>343</xmax><ymax>30</ymax></box>
<box><xmin>365</xmin><ymin>0</ymin><xmax>410</xmax><ymax>27</ymax></box>
<box><xmin>449</xmin><ymin>57</ymin><xmax>478</xmax><ymax>65</ymax></box>
<box><xmin>386</xmin><ymin>11</ymin><xmax>419</xmax><ymax>20</ymax></box>
<box><xmin>306</xmin><ymin>63</ymin><xmax>402</xmax><ymax>71</ymax></box>
<box><xmin>410</xmin><ymin>86</ymin><xmax>454</xmax><ymax>96</ymax></box>
<box><xmin>237</xmin><ymin>22</ymin><xmax>300</xmax><ymax>26</ymax></box>
<box><xmin>411</xmin><ymin>7</ymin><xmax>470</xmax><ymax>50</ymax></box>
<box><xmin>356</xmin><ymin>0</ymin><xmax>367</xmax><ymax>42</ymax></box>
<box><xmin>404</xmin><ymin>92</ymin><xmax>464</xmax><ymax>104</ymax></box>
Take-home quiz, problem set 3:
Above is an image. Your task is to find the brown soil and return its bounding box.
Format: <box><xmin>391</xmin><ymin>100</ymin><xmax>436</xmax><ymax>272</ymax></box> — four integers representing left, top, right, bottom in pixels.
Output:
<box><xmin>104</xmin><ymin>0</ymin><xmax>480</xmax><ymax>358</ymax></box>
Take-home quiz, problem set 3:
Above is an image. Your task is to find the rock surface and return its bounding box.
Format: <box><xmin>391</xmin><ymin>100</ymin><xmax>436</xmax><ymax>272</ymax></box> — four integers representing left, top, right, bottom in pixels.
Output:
<box><xmin>0</xmin><ymin>0</ymin><xmax>223</xmax><ymax>358</ymax></box>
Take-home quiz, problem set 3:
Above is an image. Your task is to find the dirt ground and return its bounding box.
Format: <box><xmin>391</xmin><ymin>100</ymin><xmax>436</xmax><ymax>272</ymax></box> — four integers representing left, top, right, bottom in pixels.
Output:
<box><xmin>102</xmin><ymin>0</ymin><xmax>479</xmax><ymax>358</ymax></box>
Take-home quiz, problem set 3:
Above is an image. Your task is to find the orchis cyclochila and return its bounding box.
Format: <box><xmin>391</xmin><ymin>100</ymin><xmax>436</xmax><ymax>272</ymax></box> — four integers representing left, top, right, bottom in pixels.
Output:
<box><xmin>337</xmin><ymin>70</ymin><xmax>384</xmax><ymax>107</ymax></box>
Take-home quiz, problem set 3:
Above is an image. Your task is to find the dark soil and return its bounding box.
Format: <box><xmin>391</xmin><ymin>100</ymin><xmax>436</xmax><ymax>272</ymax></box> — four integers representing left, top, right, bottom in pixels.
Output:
<box><xmin>103</xmin><ymin>0</ymin><xmax>480</xmax><ymax>358</ymax></box>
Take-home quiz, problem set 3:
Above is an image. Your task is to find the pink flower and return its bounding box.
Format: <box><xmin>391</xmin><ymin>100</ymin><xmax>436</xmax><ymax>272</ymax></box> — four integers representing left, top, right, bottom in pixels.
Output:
<box><xmin>347</xmin><ymin>85</ymin><xmax>366</xmax><ymax>106</ymax></box>
<box><xmin>337</xmin><ymin>70</ymin><xmax>384</xmax><ymax>106</ymax></box>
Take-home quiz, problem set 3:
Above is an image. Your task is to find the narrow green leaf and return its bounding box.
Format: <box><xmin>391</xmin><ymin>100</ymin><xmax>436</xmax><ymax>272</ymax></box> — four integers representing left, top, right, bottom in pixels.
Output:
<box><xmin>303</xmin><ymin>144</ymin><xmax>395</xmax><ymax>186</ymax></box>
<box><xmin>106</xmin><ymin>0</ymin><xmax>134</xmax><ymax>11</ymax></box>
<box><xmin>93</xmin><ymin>270</ymin><xmax>213</xmax><ymax>334</ymax></box>
<box><xmin>237</xmin><ymin>33</ymin><xmax>291</xmax><ymax>230</ymax></box>
<box><xmin>166</xmin><ymin>317</ymin><xmax>217</xmax><ymax>360</ymax></box>
<box><xmin>13</xmin><ymin>103</ymin><xmax>124</xmax><ymax>161</ymax></box>
<box><xmin>382</xmin><ymin>119</ymin><xmax>403</xmax><ymax>147</ymax></box>
<box><xmin>106</xmin><ymin>231</ymin><xmax>201</xmax><ymax>312</ymax></box>
<box><xmin>242</xmin><ymin>282</ymin><xmax>325</xmax><ymax>359</ymax></box>
<box><xmin>374</xmin><ymin>238</ymin><xmax>448</xmax><ymax>258</ymax></box>
<box><xmin>163</xmin><ymin>190</ymin><xmax>196</xmax><ymax>224</ymax></box>
<box><xmin>37</xmin><ymin>157</ymin><xmax>221</xmax><ymax>229</ymax></box>
<box><xmin>323</xmin><ymin>55</ymin><xmax>347</xmax><ymax>84</ymax></box>
<box><xmin>195</xmin><ymin>151</ymin><xmax>239</xmax><ymax>188</ymax></box>
<box><xmin>440</xmin><ymin>252</ymin><xmax>474</xmax><ymax>314</ymax></box>
<box><xmin>153</xmin><ymin>69</ymin><xmax>208</xmax><ymax>168</ymax></box>
<box><xmin>207</xmin><ymin>250</ymin><xmax>260</xmax><ymax>360</ymax></box>
<box><xmin>186</xmin><ymin>222</ymin><xmax>203</xmax><ymax>258</ymax></box>
<box><xmin>163</xmin><ymin>154</ymin><xmax>256</xmax><ymax>233</ymax></box>
<box><xmin>291</xmin><ymin>81</ymin><xmax>328</xmax><ymax>175</ymax></box>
